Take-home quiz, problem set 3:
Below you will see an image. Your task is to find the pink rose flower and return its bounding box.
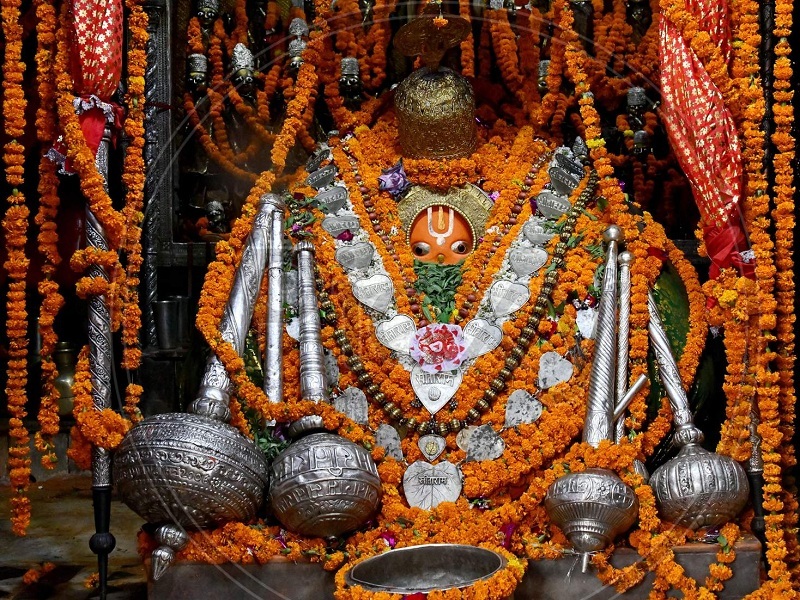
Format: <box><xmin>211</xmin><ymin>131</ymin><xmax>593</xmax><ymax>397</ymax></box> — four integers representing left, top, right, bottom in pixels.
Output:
<box><xmin>409</xmin><ymin>324</ymin><xmax>466</xmax><ymax>373</ymax></box>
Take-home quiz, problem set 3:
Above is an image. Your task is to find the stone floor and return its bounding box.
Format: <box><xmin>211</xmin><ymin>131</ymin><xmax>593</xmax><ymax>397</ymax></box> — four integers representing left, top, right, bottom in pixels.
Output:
<box><xmin>0</xmin><ymin>475</ymin><xmax>146</xmax><ymax>599</ymax></box>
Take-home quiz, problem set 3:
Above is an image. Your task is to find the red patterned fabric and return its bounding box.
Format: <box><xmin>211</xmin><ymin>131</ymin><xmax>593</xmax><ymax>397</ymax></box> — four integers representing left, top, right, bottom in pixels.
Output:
<box><xmin>68</xmin><ymin>0</ymin><xmax>124</xmax><ymax>100</ymax></box>
<box><xmin>659</xmin><ymin>0</ymin><xmax>741</xmax><ymax>228</ymax></box>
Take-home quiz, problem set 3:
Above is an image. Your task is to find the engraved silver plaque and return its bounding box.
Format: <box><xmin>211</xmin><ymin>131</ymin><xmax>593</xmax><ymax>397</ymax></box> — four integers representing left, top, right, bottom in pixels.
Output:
<box><xmin>375</xmin><ymin>314</ymin><xmax>416</xmax><ymax>354</ymax></box>
<box><xmin>418</xmin><ymin>434</ymin><xmax>446</xmax><ymax>461</ymax></box>
<box><xmin>322</xmin><ymin>215</ymin><xmax>361</xmax><ymax>238</ymax></box>
<box><xmin>508</xmin><ymin>247</ymin><xmax>548</xmax><ymax>278</ymax></box>
<box><xmin>336</xmin><ymin>242</ymin><xmax>375</xmax><ymax>271</ymax></box>
<box><xmin>538</xmin><ymin>351</ymin><xmax>574</xmax><ymax>389</ymax></box>
<box><xmin>410</xmin><ymin>365</ymin><xmax>463</xmax><ymax>415</ymax></box>
<box><xmin>462</xmin><ymin>318</ymin><xmax>502</xmax><ymax>359</ymax></box>
<box><xmin>403</xmin><ymin>460</ymin><xmax>462</xmax><ymax>509</ymax></box>
<box><xmin>489</xmin><ymin>281</ymin><xmax>530</xmax><ymax>317</ymax></box>
<box><xmin>376</xmin><ymin>424</ymin><xmax>404</xmax><ymax>461</ymax></box>
<box><xmin>334</xmin><ymin>386</ymin><xmax>369</xmax><ymax>424</ymax></box>
<box><xmin>352</xmin><ymin>274</ymin><xmax>394</xmax><ymax>314</ymax></box>
<box><xmin>465</xmin><ymin>424</ymin><xmax>506</xmax><ymax>462</ymax></box>
<box><xmin>306</xmin><ymin>164</ymin><xmax>337</xmax><ymax>190</ymax></box>
<box><xmin>504</xmin><ymin>389</ymin><xmax>543</xmax><ymax>427</ymax></box>
<box><xmin>456</xmin><ymin>426</ymin><xmax>477</xmax><ymax>452</ymax></box>
<box><xmin>548</xmin><ymin>166</ymin><xmax>581</xmax><ymax>196</ymax></box>
<box><xmin>306</xmin><ymin>147</ymin><xmax>331</xmax><ymax>172</ymax></box>
<box><xmin>523</xmin><ymin>217</ymin><xmax>555</xmax><ymax>246</ymax></box>
<box><xmin>536</xmin><ymin>191</ymin><xmax>571</xmax><ymax>220</ymax></box>
<box><xmin>554</xmin><ymin>152</ymin><xmax>585</xmax><ymax>178</ymax></box>
<box><xmin>317</xmin><ymin>185</ymin><xmax>349</xmax><ymax>214</ymax></box>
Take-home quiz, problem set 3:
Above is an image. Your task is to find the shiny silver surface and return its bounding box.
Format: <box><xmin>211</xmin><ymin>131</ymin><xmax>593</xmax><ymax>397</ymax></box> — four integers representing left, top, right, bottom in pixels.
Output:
<box><xmin>151</xmin><ymin>524</ymin><xmax>189</xmax><ymax>581</ymax></box>
<box><xmin>88</xmin><ymin>127</ymin><xmax>113</xmax><ymax>489</ymax></box>
<box><xmin>615</xmin><ymin>250</ymin><xmax>633</xmax><ymax>443</ymax></box>
<box><xmin>295</xmin><ymin>241</ymin><xmax>329</xmax><ymax>402</ymax></box>
<box><xmin>269</xmin><ymin>431</ymin><xmax>381</xmax><ymax>537</ymax></box>
<box><xmin>191</xmin><ymin>194</ymin><xmax>283</xmax><ymax>420</ymax></box>
<box><xmin>345</xmin><ymin>544</ymin><xmax>507</xmax><ymax>594</ymax></box>
<box><xmin>114</xmin><ymin>413</ymin><xmax>270</xmax><ymax>529</ymax></box>
<box><xmin>583</xmin><ymin>225</ymin><xmax>622</xmax><ymax>447</ymax></box>
<box><xmin>264</xmin><ymin>205</ymin><xmax>285</xmax><ymax>403</ymax></box>
<box><xmin>647</xmin><ymin>291</ymin><xmax>749</xmax><ymax>528</ymax></box>
<box><xmin>545</xmin><ymin>468</ymin><xmax>638</xmax><ymax>555</ymax></box>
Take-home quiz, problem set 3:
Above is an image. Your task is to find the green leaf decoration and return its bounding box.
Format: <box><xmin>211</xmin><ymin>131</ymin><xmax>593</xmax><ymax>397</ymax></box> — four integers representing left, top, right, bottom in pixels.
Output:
<box><xmin>413</xmin><ymin>260</ymin><xmax>464</xmax><ymax>323</ymax></box>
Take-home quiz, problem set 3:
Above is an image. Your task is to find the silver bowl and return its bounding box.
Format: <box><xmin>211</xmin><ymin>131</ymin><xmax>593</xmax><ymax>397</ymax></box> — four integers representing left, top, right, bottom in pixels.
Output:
<box><xmin>345</xmin><ymin>544</ymin><xmax>507</xmax><ymax>594</ymax></box>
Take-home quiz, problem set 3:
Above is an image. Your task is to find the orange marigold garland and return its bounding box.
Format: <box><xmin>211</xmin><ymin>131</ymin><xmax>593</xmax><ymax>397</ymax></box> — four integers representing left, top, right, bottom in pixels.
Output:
<box><xmin>2</xmin><ymin>0</ymin><xmax>33</xmax><ymax>536</ymax></box>
<box><xmin>33</xmin><ymin>0</ymin><xmax>64</xmax><ymax>469</ymax></box>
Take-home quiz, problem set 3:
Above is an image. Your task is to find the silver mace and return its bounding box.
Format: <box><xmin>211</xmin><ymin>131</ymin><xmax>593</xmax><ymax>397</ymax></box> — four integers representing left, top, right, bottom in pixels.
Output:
<box><xmin>113</xmin><ymin>194</ymin><xmax>282</xmax><ymax>581</ymax></box>
<box><xmin>647</xmin><ymin>291</ymin><xmax>750</xmax><ymax>529</ymax></box>
<box><xmin>546</xmin><ymin>225</ymin><xmax>639</xmax><ymax>573</ymax></box>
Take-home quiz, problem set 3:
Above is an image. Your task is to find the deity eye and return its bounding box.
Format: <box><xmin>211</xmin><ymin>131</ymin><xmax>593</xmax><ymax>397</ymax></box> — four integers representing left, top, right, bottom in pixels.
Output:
<box><xmin>412</xmin><ymin>242</ymin><xmax>431</xmax><ymax>257</ymax></box>
<box><xmin>450</xmin><ymin>240</ymin><xmax>470</xmax><ymax>254</ymax></box>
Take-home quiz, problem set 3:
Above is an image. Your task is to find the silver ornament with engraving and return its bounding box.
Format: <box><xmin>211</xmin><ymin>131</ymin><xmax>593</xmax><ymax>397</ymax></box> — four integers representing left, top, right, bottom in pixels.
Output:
<box><xmin>316</xmin><ymin>185</ymin><xmax>349</xmax><ymax>214</ymax></box>
<box><xmin>462</xmin><ymin>318</ymin><xmax>502</xmax><ymax>359</ymax></box>
<box><xmin>375</xmin><ymin>314</ymin><xmax>416</xmax><ymax>354</ymax></box>
<box><xmin>536</xmin><ymin>190</ymin><xmax>571</xmax><ymax>220</ymax></box>
<box><xmin>306</xmin><ymin>147</ymin><xmax>331</xmax><ymax>172</ymax></box>
<box><xmin>523</xmin><ymin>217</ymin><xmax>555</xmax><ymax>246</ymax></box>
<box><xmin>336</xmin><ymin>242</ymin><xmax>375</xmax><ymax>271</ymax></box>
<box><xmin>325</xmin><ymin>348</ymin><xmax>340</xmax><ymax>388</ymax></box>
<box><xmin>554</xmin><ymin>152</ymin><xmax>585</xmax><ymax>179</ymax></box>
<box><xmin>352</xmin><ymin>274</ymin><xmax>394</xmax><ymax>314</ymax></box>
<box><xmin>322</xmin><ymin>215</ymin><xmax>361</xmax><ymax>238</ymax></box>
<box><xmin>465</xmin><ymin>424</ymin><xmax>506</xmax><ymax>462</ymax></box>
<box><xmin>456</xmin><ymin>426</ymin><xmax>477</xmax><ymax>452</ymax></box>
<box><xmin>334</xmin><ymin>386</ymin><xmax>369</xmax><ymax>424</ymax></box>
<box><xmin>410</xmin><ymin>365</ymin><xmax>463</xmax><ymax>415</ymax></box>
<box><xmin>548</xmin><ymin>166</ymin><xmax>581</xmax><ymax>196</ymax></box>
<box><xmin>538</xmin><ymin>351</ymin><xmax>574</xmax><ymax>389</ymax></box>
<box><xmin>504</xmin><ymin>389</ymin><xmax>543</xmax><ymax>427</ymax></box>
<box><xmin>418</xmin><ymin>434</ymin><xmax>447</xmax><ymax>461</ymax></box>
<box><xmin>576</xmin><ymin>307</ymin><xmax>598</xmax><ymax>339</ymax></box>
<box><xmin>305</xmin><ymin>164</ymin><xmax>337</xmax><ymax>190</ymax></box>
<box><xmin>376</xmin><ymin>424</ymin><xmax>404</xmax><ymax>461</ymax></box>
<box><xmin>403</xmin><ymin>460</ymin><xmax>462</xmax><ymax>509</ymax></box>
<box><xmin>509</xmin><ymin>247</ymin><xmax>548</xmax><ymax>278</ymax></box>
<box><xmin>489</xmin><ymin>280</ymin><xmax>530</xmax><ymax>317</ymax></box>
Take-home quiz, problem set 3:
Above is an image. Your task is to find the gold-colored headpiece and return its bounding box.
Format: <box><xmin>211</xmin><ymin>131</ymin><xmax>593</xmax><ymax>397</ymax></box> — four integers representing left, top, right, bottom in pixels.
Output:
<box><xmin>398</xmin><ymin>184</ymin><xmax>494</xmax><ymax>247</ymax></box>
<box><xmin>393</xmin><ymin>5</ymin><xmax>477</xmax><ymax>160</ymax></box>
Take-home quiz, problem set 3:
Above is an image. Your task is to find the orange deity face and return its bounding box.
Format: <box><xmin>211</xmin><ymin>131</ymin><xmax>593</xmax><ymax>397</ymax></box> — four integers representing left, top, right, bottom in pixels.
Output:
<box><xmin>408</xmin><ymin>206</ymin><xmax>474</xmax><ymax>265</ymax></box>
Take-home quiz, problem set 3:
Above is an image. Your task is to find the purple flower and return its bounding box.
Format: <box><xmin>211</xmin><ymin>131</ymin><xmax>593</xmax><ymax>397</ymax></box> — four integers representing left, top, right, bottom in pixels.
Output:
<box><xmin>529</xmin><ymin>196</ymin><xmax>538</xmax><ymax>214</ymax></box>
<box><xmin>500</xmin><ymin>522</ymin><xmax>516</xmax><ymax>549</ymax></box>
<box><xmin>380</xmin><ymin>532</ymin><xmax>397</xmax><ymax>548</ymax></box>
<box><xmin>336</xmin><ymin>229</ymin><xmax>354</xmax><ymax>242</ymax></box>
<box><xmin>291</xmin><ymin>223</ymin><xmax>302</xmax><ymax>233</ymax></box>
<box><xmin>489</xmin><ymin>191</ymin><xmax>500</xmax><ymax>203</ymax></box>
<box><xmin>378</xmin><ymin>160</ymin><xmax>410</xmax><ymax>198</ymax></box>
<box><xmin>618</xmin><ymin>180</ymin><xmax>626</xmax><ymax>192</ymax></box>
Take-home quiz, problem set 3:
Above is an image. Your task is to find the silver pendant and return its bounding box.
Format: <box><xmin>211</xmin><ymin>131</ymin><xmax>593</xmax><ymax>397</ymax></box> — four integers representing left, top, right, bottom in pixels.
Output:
<box><xmin>305</xmin><ymin>164</ymin><xmax>337</xmax><ymax>190</ymax></box>
<box><xmin>418</xmin><ymin>434</ymin><xmax>446</xmax><ymax>461</ymax></box>
<box><xmin>375</xmin><ymin>314</ymin><xmax>416</xmax><ymax>354</ymax></box>
<box><xmin>505</xmin><ymin>389</ymin><xmax>543</xmax><ymax>427</ymax></box>
<box><xmin>316</xmin><ymin>185</ymin><xmax>349</xmax><ymax>214</ymax></box>
<box><xmin>403</xmin><ymin>460</ymin><xmax>462</xmax><ymax>509</ymax></box>
<box><xmin>548</xmin><ymin>166</ymin><xmax>581</xmax><ymax>196</ymax></box>
<box><xmin>322</xmin><ymin>215</ymin><xmax>360</xmax><ymax>238</ymax></box>
<box><xmin>465</xmin><ymin>425</ymin><xmax>506</xmax><ymax>462</ymax></box>
<box><xmin>352</xmin><ymin>274</ymin><xmax>394</xmax><ymax>314</ymax></box>
<box><xmin>333</xmin><ymin>386</ymin><xmax>368</xmax><ymax>424</ymax></box>
<box><xmin>538</xmin><ymin>351</ymin><xmax>574</xmax><ymax>389</ymax></box>
<box><xmin>376</xmin><ymin>424</ymin><xmax>404</xmax><ymax>461</ymax></box>
<box><xmin>576</xmin><ymin>307</ymin><xmax>598</xmax><ymax>339</ymax></box>
<box><xmin>536</xmin><ymin>191</ymin><xmax>571</xmax><ymax>220</ymax></box>
<box><xmin>410</xmin><ymin>365</ymin><xmax>463</xmax><ymax>415</ymax></box>
<box><xmin>554</xmin><ymin>152</ymin><xmax>585</xmax><ymax>179</ymax></box>
<box><xmin>523</xmin><ymin>217</ymin><xmax>555</xmax><ymax>247</ymax></box>
<box><xmin>336</xmin><ymin>242</ymin><xmax>375</xmax><ymax>271</ymax></box>
<box><xmin>306</xmin><ymin>147</ymin><xmax>331</xmax><ymax>172</ymax></box>
<box><xmin>509</xmin><ymin>247</ymin><xmax>548</xmax><ymax>278</ymax></box>
<box><xmin>462</xmin><ymin>318</ymin><xmax>502</xmax><ymax>359</ymax></box>
<box><xmin>489</xmin><ymin>281</ymin><xmax>530</xmax><ymax>317</ymax></box>
<box><xmin>456</xmin><ymin>426</ymin><xmax>478</xmax><ymax>452</ymax></box>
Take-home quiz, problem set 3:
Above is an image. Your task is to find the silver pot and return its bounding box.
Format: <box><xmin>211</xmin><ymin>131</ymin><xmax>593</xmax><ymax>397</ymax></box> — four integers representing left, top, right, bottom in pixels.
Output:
<box><xmin>345</xmin><ymin>544</ymin><xmax>507</xmax><ymax>595</ymax></box>
<box><xmin>269</xmin><ymin>423</ymin><xmax>381</xmax><ymax>538</ymax></box>
<box><xmin>650</xmin><ymin>442</ymin><xmax>749</xmax><ymax>529</ymax></box>
<box><xmin>545</xmin><ymin>468</ymin><xmax>639</xmax><ymax>555</ymax></box>
<box><xmin>114</xmin><ymin>413</ymin><xmax>270</xmax><ymax>529</ymax></box>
